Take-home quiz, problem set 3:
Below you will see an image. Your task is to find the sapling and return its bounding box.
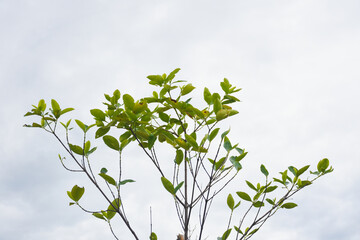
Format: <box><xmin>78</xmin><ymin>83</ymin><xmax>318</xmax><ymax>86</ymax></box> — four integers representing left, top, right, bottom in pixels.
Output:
<box><xmin>24</xmin><ymin>68</ymin><xmax>333</xmax><ymax>240</ymax></box>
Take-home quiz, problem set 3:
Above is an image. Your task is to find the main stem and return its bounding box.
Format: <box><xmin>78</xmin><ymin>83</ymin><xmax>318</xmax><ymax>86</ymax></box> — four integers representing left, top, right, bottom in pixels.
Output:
<box><xmin>184</xmin><ymin>150</ymin><xmax>189</xmax><ymax>240</ymax></box>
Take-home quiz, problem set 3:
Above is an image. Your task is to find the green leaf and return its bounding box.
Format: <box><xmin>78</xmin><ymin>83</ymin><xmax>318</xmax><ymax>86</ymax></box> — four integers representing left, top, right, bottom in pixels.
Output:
<box><xmin>95</xmin><ymin>127</ymin><xmax>110</xmax><ymax>138</ymax></box>
<box><xmin>69</xmin><ymin>144</ymin><xmax>84</xmax><ymax>155</ymax></box>
<box><xmin>221</xmin><ymin>229</ymin><xmax>232</xmax><ymax>240</ymax></box>
<box><xmin>84</xmin><ymin>140</ymin><xmax>91</xmax><ymax>154</ymax></box>
<box><xmin>107</xmin><ymin>198</ymin><xmax>121</xmax><ymax>220</ymax></box>
<box><xmin>99</xmin><ymin>173</ymin><xmax>117</xmax><ymax>186</ymax></box>
<box><xmin>185</xmin><ymin>134</ymin><xmax>198</xmax><ymax>148</ymax></box>
<box><xmin>158</xmin><ymin>112</ymin><xmax>170</xmax><ymax>122</ymax></box>
<box><xmin>123</xmin><ymin>94</ymin><xmax>135</xmax><ymax>110</ymax></box>
<box><xmin>60</xmin><ymin>107</ymin><xmax>74</xmax><ymax>115</ymax></box>
<box><xmin>51</xmin><ymin>99</ymin><xmax>61</xmax><ymax>118</ymax></box>
<box><xmin>175</xmin><ymin>149</ymin><xmax>184</xmax><ymax>165</ymax></box>
<box><xmin>260</xmin><ymin>164</ymin><xmax>269</xmax><ymax>177</ymax></box>
<box><xmin>92</xmin><ymin>212</ymin><xmax>106</xmax><ymax>220</ymax></box>
<box><xmin>119</xmin><ymin>179</ymin><xmax>136</xmax><ymax>186</ymax></box>
<box><xmin>216</xmin><ymin>109</ymin><xmax>229</xmax><ymax>121</ymax></box>
<box><xmin>166</xmin><ymin>68</ymin><xmax>181</xmax><ymax>82</ymax></box>
<box><xmin>221</xmin><ymin>129</ymin><xmax>230</xmax><ymax>139</ymax></box>
<box><xmin>208</xmin><ymin>128</ymin><xmax>220</xmax><ymax>141</ymax></box>
<box><xmin>213</xmin><ymin>95</ymin><xmax>222</xmax><ymax>113</ymax></box>
<box><xmin>87</xmin><ymin>147</ymin><xmax>97</xmax><ymax>156</ymax></box>
<box><xmin>147</xmin><ymin>75</ymin><xmax>164</xmax><ymax>86</ymax></box>
<box><xmin>227</xmin><ymin>194</ymin><xmax>235</xmax><ymax>210</ymax></box>
<box><xmin>75</xmin><ymin>120</ymin><xmax>86</xmax><ymax>132</ymax></box>
<box><xmin>103</xmin><ymin>135</ymin><xmax>120</xmax><ymax>151</ymax></box>
<box><xmin>297</xmin><ymin>165</ymin><xmax>310</xmax><ymax>177</ymax></box>
<box><xmin>281</xmin><ymin>202</ymin><xmax>298</xmax><ymax>209</ymax></box>
<box><xmin>148</xmin><ymin>134</ymin><xmax>156</xmax><ymax>149</ymax></box>
<box><xmin>264</xmin><ymin>185</ymin><xmax>278</xmax><ymax>193</ymax></box>
<box><xmin>38</xmin><ymin>99</ymin><xmax>46</xmax><ymax>112</ymax></box>
<box><xmin>230</xmin><ymin>156</ymin><xmax>242</xmax><ymax>171</ymax></box>
<box><xmin>289</xmin><ymin>166</ymin><xmax>298</xmax><ymax>177</ymax></box>
<box><xmin>100</xmin><ymin>168</ymin><xmax>108</xmax><ymax>174</ymax></box>
<box><xmin>90</xmin><ymin>109</ymin><xmax>106</xmax><ymax>121</ymax></box>
<box><xmin>317</xmin><ymin>158</ymin><xmax>329</xmax><ymax>173</ymax></box>
<box><xmin>253</xmin><ymin>201</ymin><xmax>264</xmax><ymax>208</ymax></box>
<box><xmin>175</xmin><ymin>138</ymin><xmax>189</xmax><ymax>150</ymax></box>
<box><xmin>245</xmin><ymin>180</ymin><xmax>257</xmax><ymax>191</ymax></box>
<box><xmin>113</xmin><ymin>89</ymin><xmax>121</xmax><ymax>102</ymax></box>
<box><xmin>215</xmin><ymin>157</ymin><xmax>226</xmax><ymax>170</ymax></box>
<box><xmin>161</xmin><ymin>177</ymin><xmax>175</xmax><ymax>195</ymax></box>
<box><xmin>174</xmin><ymin>181</ymin><xmax>184</xmax><ymax>194</ymax></box>
<box><xmin>223</xmin><ymin>136</ymin><xmax>232</xmax><ymax>152</ymax></box>
<box><xmin>181</xmin><ymin>84</ymin><xmax>195</xmax><ymax>95</ymax></box>
<box><xmin>266</xmin><ymin>198</ymin><xmax>275</xmax><ymax>205</ymax></box>
<box><xmin>203</xmin><ymin>87</ymin><xmax>212</xmax><ymax>105</ymax></box>
<box><xmin>220</xmin><ymin>78</ymin><xmax>230</xmax><ymax>94</ymax></box>
<box><xmin>236</xmin><ymin>191</ymin><xmax>252</xmax><ymax>202</ymax></box>
<box><xmin>150</xmin><ymin>232</ymin><xmax>158</xmax><ymax>240</ymax></box>
<box><xmin>120</xmin><ymin>131</ymin><xmax>132</xmax><ymax>142</ymax></box>
<box><xmin>70</xmin><ymin>185</ymin><xmax>85</xmax><ymax>202</ymax></box>
<box><xmin>281</xmin><ymin>170</ymin><xmax>289</xmax><ymax>183</ymax></box>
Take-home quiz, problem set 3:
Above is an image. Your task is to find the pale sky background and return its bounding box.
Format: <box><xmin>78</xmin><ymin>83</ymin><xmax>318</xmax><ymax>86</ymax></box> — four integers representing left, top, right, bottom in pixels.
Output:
<box><xmin>1</xmin><ymin>0</ymin><xmax>360</xmax><ymax>239</ymax></box>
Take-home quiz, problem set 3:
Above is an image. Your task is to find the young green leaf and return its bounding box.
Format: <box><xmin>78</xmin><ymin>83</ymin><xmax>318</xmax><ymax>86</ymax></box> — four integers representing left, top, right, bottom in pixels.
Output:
<box><xmin>264</xmin><ymin>185</ymin><xmax>278</xmax><ymax>193</ymax></box>
<box><xmin>161</xmin><ymin>177</ymin><xmax>175</xmax><ymax>195</ymax></box>
<box><xmin>208</xmin><ymin>128</ymin><xmax>220</xmax><ymax>141</ymax></box>
<box><xmin>174</xmin><ymin>181</ymin><xmax>184</xmax><ymax>194</ymax></box>
<box><xmin>113</xmin><ymin>89</ymin><xmax>121</xmax><ymax>102</ymax></box>
<box><xmin>245</xmin><ymin>180</ymin><xmax>257</xmax><ymax>191</ymax></box>
<box><xmin>181</xmin><ymin>84</ymin><xmax>195</xmax><ymax>96</ymax></box>
<box><xmin>51</xmin><ymin>99</ymin><xmax>61</xmax><ymax>118</ymax></box>
<box><xmin>119</xmin><ymin>179</ymin><xmax>136</xmax><ymax>186</ymax></box>
<box><xmin>203</xmin><ymin>87</ymin><xmax>212</xmax><ymax>105</ymax></box>
<box><xmin>99</xmin><ymin>173</ymin><xmax>117</xmax><ymax>186</ymax></box>
<box><xmin>75</xmin><ymin>119</ymin><xmax>86</xmax><ymax>132</ymax></box>
<box><xmin>221</xmin><ymin>228</ymin><xmax>232</xmax><ymax>240</ymax></box>
<box><xmin>150</xmin><ymin>232</ymin><xmax>158</xmax><ymax>240</ymax></box>
<box><xmin>216</xmin><ymin>109</ymin><xmax>229</xmax><ymax>121</ymax></box>
<box><xmin>175</xmin><ymin>149</ymin><xmax>184</xmax><ymax>165</ymax></box>
<box><xmin>297</xmin><ymin>165</ymin><xmax>310</xmax><ymax>177</ymax></box>
<box><xmin>227</xmin><ymin>194</ymin><xmax>235</xmax><ymax>210</ymax></box>
<box><xmin>223</xmin><ymin>136</ymin><xmax>232</xmax><ymax>152</ymax></box>
<box><xmin>281</xmin><ymin>202</ymin><xmax>298</xmax><ymax>209</ymax></box>
<box><xmin>260</xmin><ymin>164</ymin><xmax>269</xmax><ymax>177</ymax></box>
<box><xmin>215</xmin><ymin>157</ymin><xmax>226</xmax><ymax>170</ymax></box>
<box><xmin>236</xmin><ymin>191</ymin><xmax>252</xmax><ymax>202</ymax></box>
<box><xmin>221</xmin><ymin>129</ymin><xmax>230</xmax><ymax>139</ymax></box>
<box><xmin>288</xmin><ymin>166</ymin><xmax>298</xmax><ymax>177</ymax></box>
<box><xmin>317</xmin><ymin>158</ymin><xmax>330</xmax><ymax>173</ymax></box>
<box><xmin>213</xmin><ymin>95</ymin><xmax>222</xmax><ymax>113</ymax></box>
<box><xmin>60</xmin><ymin>107</ymin><xmax>74</xmax><ymax>115</ymax></box>
<box><xmin>123</xmin><ymin>94</ymin><xmax>135</xmax><ymax>110</ymax></box>
<box><xmin>90</xmin><ymin>109</ymin><xmax>106</xmax><ymax>121</ymax></box>
<box><xmin>84</xmin><ymin>140</ymin><xmax>91</xmax><ymax>154</ymax></box>
<box><xmin>185</xmin><ymin>134</ymin><xmax>198</xmax><ymax>148</ymax></box>
<box><xmin>148</xmin><ymin>134</ymin><xmax>156</xmax><ymax>149</ymax></box>
<box><xmin>103</xmin><ymin>135</ymin><xmax>120</xmax><ymax>151</ymax></box>
<box><xmin>253</xmin><ymin>201</ymin><xmax>264</xmax><ymax>208</ymax></box>
<box><xmin>158</xmin><ymin>112</ymin><xmax>170</xmax><ymax>123</ymax></box>
<box><xmin>107</xmin><ymin>198</ymin><xmax>121</xmax><ymax>220</ymax></box>
<box><xmin>92</xmin><ymin>212</ymin><xmax>106</xmax><ymax>220</ymax></box>
<box><xmin>95</xmin><ymin>127</ymin><xmax>110</xmax><ymax>139</ymax></box>
<box><xmin>69</xmin><ymin>144</ymin><xmax>84</xmax><ymax>155</ymax></box>
<box><xmin>230</xmin><ymin>156</ymin><xmax>242</xmax><ymax>171</ymax></box>
<box><xmin>70</xmin><ymin>185</ymin><xmax>85</xmax><ymax>202</ymax></box>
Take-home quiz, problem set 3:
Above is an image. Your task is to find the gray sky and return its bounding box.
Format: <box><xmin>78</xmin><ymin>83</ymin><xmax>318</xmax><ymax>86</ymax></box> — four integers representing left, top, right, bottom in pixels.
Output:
<box><xmin>1</xmin><ymin>0</ymin><xmax>359</xmax><ymax>239</ymax></box>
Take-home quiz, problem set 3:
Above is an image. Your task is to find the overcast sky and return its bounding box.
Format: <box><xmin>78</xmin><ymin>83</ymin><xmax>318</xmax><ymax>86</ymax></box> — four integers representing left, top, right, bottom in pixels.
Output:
<box><xmin>1</xmin><ymin>0</ymin><xmax>360</xmax><ymax>239</ymax></box>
